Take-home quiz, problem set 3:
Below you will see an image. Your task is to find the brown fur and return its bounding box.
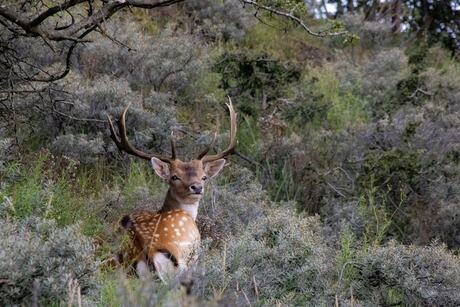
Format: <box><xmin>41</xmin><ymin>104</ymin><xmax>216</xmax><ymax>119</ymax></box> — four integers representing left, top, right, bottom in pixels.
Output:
<box><xmin>123</xmin><ymin>209</ymin><xmax>200</xmax><ymax>269</ymax></box>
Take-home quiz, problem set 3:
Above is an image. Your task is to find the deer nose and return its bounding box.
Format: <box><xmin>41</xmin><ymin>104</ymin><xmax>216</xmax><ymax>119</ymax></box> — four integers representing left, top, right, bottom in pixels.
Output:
<box><xmin>190</xmin><ymin>184</ymin><xmax>203</xmax><ymax>194</ymax></box>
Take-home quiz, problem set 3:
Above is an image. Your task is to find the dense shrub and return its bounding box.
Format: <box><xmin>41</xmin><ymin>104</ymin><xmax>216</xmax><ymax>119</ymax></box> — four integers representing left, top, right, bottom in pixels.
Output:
<box><xmin>361</xmin><ymin>48</ymin><xmax>409</xmax><ymax>115</ymax></box>
<box><xmin>75</xmin><ymin>21</ymin><xmax>206</xmax><ymax>93</ymax></box>
<box><xmin>259</xmin><ymin>74</ymin><xmax>460</xmax><ymax>248</ymax></box>
<box><xmin>186</xmin><ymin>0</ymin><xmax>254</xmax><ymax>41</ymax></box>
<box><xmin>351</xmin><ymin>242</ymin><xmax>460</xmax><ymax>306</ymax></box>
<box><xmin>199</xmin><ymin>205</ymin><xmax>336</xmax><ymax>306</ymax></box>
<box><xmin>433</xmin><ymin>201</ymin><xmax>460</xmax><ymax>252</ymax></box>
<box><xmin>0</xmin><ymin>218</ymin><xmax>98</xmax><ymax>306</ymax></box>
<box><xmin>213</xmin><ymin>52</ymin><xmax>302</xmax><ymax>117</ymax></box>
<box><xmin>341</xmin><ymin>13</ymin><xmax>394</xmax><ymax>50</ymax></box>
<box><xmin>100</xmin><ymin>273</ymin><xmax>198</xmax><ymax>307</ymax></box>
<box><xmin>46</xmin><ymin>76</ymin><xmax>179</xmax><ymax>164</ymax></box>
<box><xmin>199</xmin><ymin>166</ymin><xmax>266</xmax><ymax>243</ymax></box>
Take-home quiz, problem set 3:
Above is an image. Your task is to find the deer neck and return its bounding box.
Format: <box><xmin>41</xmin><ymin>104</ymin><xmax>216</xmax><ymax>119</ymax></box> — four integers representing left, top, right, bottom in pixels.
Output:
<box><xmin>159</xmin><ymin>189</ymin><xmax>199</xmax><ymax>220</ymax></box>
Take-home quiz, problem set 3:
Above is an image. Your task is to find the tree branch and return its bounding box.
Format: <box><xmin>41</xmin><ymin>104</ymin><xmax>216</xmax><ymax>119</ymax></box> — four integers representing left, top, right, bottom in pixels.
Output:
<box><xmin>240</xmin><ymin>0</ymin><xmax>348</xmax><ymax>37</ymax></box>
<box><xmin>0</xmin><ymin>0</ymin><xmax>185</xmax><ymax>82</ymax></box>
<box><xmin>0</xmin><ymin>0</ymin><xmax>185</xmax><ymax>42</ymax></box>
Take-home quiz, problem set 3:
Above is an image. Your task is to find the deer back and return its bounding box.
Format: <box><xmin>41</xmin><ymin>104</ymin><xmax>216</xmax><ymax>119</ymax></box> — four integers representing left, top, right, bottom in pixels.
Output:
<box><xmin>120</xmin><ymin>209</ymin><xmax>200</xmax><ymax>267</ymax></box>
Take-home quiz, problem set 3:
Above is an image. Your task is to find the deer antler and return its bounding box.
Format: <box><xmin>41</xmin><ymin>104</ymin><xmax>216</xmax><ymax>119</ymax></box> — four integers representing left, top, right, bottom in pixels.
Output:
<box><xmin>107</xmin><ymin>103</ymin><xmax>175</xmax><ymax>163</ymax></box>
<box><xmin>199</xmin><ymin>97</ymin><xmax>238</xmax><ymax>162</ymax></box>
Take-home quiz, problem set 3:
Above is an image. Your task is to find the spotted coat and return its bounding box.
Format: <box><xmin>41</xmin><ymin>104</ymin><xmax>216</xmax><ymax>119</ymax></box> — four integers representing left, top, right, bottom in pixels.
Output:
<box><xmin>121</xmin><ymin>209</ymin><xmax>200</xmax><ymax>268</ymax></box>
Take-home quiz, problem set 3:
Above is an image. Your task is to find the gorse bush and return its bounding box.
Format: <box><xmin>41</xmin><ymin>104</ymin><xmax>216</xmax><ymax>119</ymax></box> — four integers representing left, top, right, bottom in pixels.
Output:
<box><xmin>0</xmin><ymin>218</ymin><xmax>97</xmax><ymax>306</ymax></box>
<box><xmin>201</xmin><ymin>205</ymin><xmax>336</xmax><ymax>306</ymax></box>
<box><xmin>361</xmin><ymin>48</ymin><xmax>409</xmax><ymax>116</ymax></box>
<box><xmin>199</xmin><ymin>166</ymin><xmax>266</xmax><ymax>241</ymax></box>
<box><xmin>254</xmin><ymin>42</ymin><xmax>460</xmax><ymax>250</ymax></box>
<box><xmin>100</xmin><ymin>273</ymin><xmax>196</xmax><ymax>307</ymax></box>
<box><xmin>76</xmin><ymin>21</ymin><xmax>206</xmax><ymax>93</ymax></box>
<box><xmin>51</xmin><ymin>134</ymin><xmax>105</xmax><ymax>164</ymax></box>
<box><xmin>351</xmin><ymin>242</ymin><xmax>460</xmax><ymax>306</ymax></box>
<box><xmin>186</xmin><ymin>0</ymin><xmax>255</xmax><ymax>42</ymax></box>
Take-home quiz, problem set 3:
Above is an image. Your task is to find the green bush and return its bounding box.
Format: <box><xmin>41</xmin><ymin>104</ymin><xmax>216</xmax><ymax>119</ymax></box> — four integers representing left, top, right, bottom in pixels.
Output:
<box><xmin>213</xmin><ymin>51</ymin><xmax>302</xmax><ymax>117</ymax></box>
<box><xmin>0</xmin><ymin>218</ymin><xmax>98</xmax><ymax>306</ymax></box>
<box><xmin>201</xmin><ymin>205</ymin><xmax>336</xmax><ymax>306</ymax></box>
<box><xmin>199</xmin><ymin>166</ymin><xmax>266</xmax><ymax>244</ymax></box>
<box><xmin>353</xmin><ymin>242</ymin><xmax>460</xmax><ymax>306</ymax></box>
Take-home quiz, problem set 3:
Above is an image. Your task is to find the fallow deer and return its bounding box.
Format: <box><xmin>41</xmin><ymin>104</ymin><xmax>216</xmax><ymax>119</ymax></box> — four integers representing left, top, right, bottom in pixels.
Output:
<box><xmin>107</xmin><ymin>98</ymin><xmax>237</xmax><ymax>280</ymax></box>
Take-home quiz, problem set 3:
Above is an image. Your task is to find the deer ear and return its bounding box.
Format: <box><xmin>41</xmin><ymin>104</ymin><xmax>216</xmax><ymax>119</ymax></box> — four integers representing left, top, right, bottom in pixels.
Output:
<box><xmin>151</xmin><ymin>157</ymin><xmax>170</xmax><ymax>180</ymax></box>
<box><xmin>204</xmin><ymin>159</ymin><xmax>226</xmax><ymax>179</ymax></box>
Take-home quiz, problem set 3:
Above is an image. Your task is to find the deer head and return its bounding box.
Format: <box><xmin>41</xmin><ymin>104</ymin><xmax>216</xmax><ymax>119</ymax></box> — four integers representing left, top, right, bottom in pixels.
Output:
<box><xmin>107</xmin><ymin>97</ymin><xmax>237</xmax><ymax>211</ymax></box>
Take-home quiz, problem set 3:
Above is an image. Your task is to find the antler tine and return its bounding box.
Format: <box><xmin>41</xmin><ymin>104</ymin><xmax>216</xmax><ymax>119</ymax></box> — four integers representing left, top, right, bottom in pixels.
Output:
<box><xmin>107</xmin><ymin>103</ymin><xmax>173</xmax><ymax>163</ymax></box>
<box><xmin>201</xmin><ymin>96</ymin><xmax>238</xmax><ymax>163</ymax></box>
<box><xmin>196</xmin><ymin>132</ymin><xmax>217</xmax><ymax>160</ymax></box>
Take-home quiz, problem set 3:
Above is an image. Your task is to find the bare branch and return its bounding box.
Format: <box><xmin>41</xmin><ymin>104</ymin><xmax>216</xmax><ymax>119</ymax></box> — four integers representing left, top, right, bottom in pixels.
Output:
<box><xmin>240</xmin><ymin>0</ymin><xmax>348</xmax><ymax>37</ymax></box>
<box><xmin>0</xmin><ymin>0</ymin><xmax>185</xmax><ymax>42</ymax></box>
<box><xmin>95</xmin><ymin>25</ymin><xmax>136</xmax><ymax>51</ymax></box>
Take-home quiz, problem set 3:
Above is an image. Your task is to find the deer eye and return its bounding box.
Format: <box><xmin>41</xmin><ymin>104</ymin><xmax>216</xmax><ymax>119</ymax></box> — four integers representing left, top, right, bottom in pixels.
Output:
<box><xmin>171</xmin><ymin>175</ymin><xmax>179</xmax><ymax>181</ymax></box>
<box><xmin>202</xmin><ymin>176</ymin><xmax>208</xmax><ymax>181</ymax></box>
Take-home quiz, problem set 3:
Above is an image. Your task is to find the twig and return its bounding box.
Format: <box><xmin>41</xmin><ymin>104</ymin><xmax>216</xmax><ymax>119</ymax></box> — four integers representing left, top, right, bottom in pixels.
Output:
<box><xmin>242</xmin><ymin>289</ymin><xmax>252</xmax><ymax>307</ymax></box>
<box><xmin>240</xmin><ymin>0</ymin><xmax>348</xmax><ymax>37</ymax></box>
<box><xmin>52</xmin><ymin>107</ymin><xmax>107</xmax><ymax>123</ymax></box>
<box><xmin>326</xmin><ymin>181</ymin><xmax>347</xmax><ymax>198</ymax></box>
<box><xmin>95</xmin><ymin>26</ymin><xmax>136</xmax><ymax>51</ymax></box>
<box><xmin>252</xmin><ymin>275</ymin><xmax>259</xmax><ymax>301</ymax></box>
<box><xmin>409</xmin><ymin>88</ymin><xmax>433</xmax><ymax>99</ymax></box>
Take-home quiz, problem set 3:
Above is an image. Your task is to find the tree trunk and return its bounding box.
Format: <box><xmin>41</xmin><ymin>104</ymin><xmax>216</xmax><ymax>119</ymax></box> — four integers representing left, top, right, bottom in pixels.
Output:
<box><xmin>347</xmin><ymin>0</ymin><xmax>354</xmax><ymax>14</ymax></box>
<box><xmin>391</xmin><ymin>0</ymin><xmax>402</xmax><ymax>32</ymax></box>
<box><xmin>417</xmin><ymin>0</ymin><xmax>434</xmax><ymax>37</ymax></box>
<box><xmin>364</xmin><ymin>0</ymin><xmax>379</xmax><ymax>21</ymax></box>
<box><xmin>336</xmin><ymin>0</ymin><xmax>344</xmax><ymax>18</ymax></box>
